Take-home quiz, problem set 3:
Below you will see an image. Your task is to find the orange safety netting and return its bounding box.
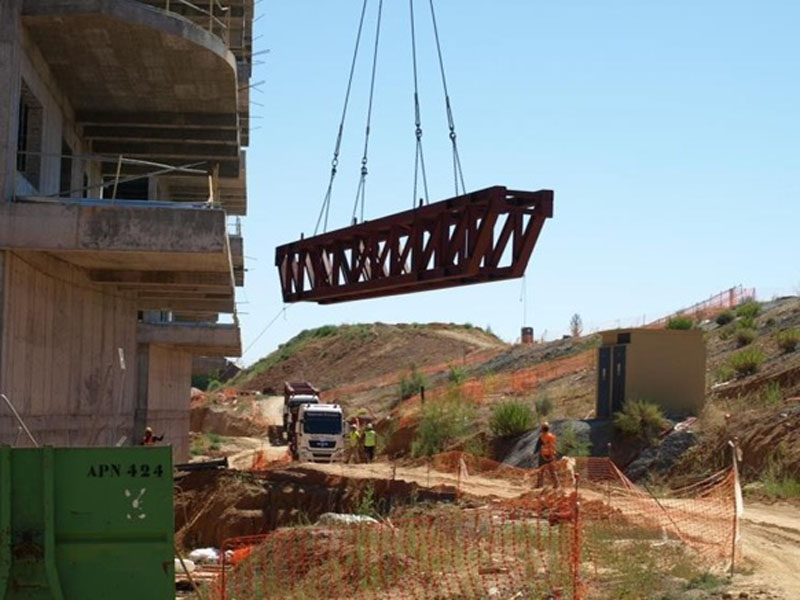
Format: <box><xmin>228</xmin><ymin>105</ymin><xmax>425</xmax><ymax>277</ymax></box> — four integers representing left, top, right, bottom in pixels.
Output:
<box><xmin>394</xmin><ymin>351</ymin><xmax>594</xmax><ymax>427</ymax></box>
<box><xmin>321</xmin><ymin>347</ymin><xmax>503</xmax><ymax>404</ymax></box>
<box><xmin>428</xmin><ymin>452</ymin><xmax>738</xmax><ymax>563</ymax></box>
<box><xmin>215</xmin><ymin>453</ymin><xmax>739</xmax><ymax>600</ymax></box>
<box><xmin>217</xmin><ymin>508</ymin><xmax>581</xmax><ymax>600</ymax></box>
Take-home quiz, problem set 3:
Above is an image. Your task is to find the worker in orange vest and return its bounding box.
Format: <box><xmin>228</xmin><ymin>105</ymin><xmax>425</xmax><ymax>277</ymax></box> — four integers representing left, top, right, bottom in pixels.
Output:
<box><xmin>141</xmin><ymin>427</ymin><xmax>164</xmax><ymax>446</ymax></box>
<box><xmin>534</xmin><ymin>422</ymin><xmax>559</xmax><ymax>489</ymax></box>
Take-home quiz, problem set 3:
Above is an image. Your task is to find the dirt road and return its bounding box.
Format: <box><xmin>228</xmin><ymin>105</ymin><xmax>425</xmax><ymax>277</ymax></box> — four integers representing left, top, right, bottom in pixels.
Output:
<box><xmin>222</xmin><ymin>396</ymin><xmax>287</xmax><ymax>468</ymax></box>
<box><xmin>734</xmin><ymin>502</ymin><xmax>800</xmax><ymax>598</ymax></box>
<box><xmin>303</xmin><ymin>461</ymin><xmax>532</xmax><ymax>499</ymax></box>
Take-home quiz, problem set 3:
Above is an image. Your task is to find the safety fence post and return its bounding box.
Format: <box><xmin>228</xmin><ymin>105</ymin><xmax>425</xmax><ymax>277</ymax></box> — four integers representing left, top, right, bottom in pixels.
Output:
<box><xmin>729</xmin><ymin>438</ymin><xmax>741</xmax><ymax>578</ymax></box>
<box><xmin>572</xmin><ymin>473</ymin><xmax>582</xmax><ymax>600</ymax></box>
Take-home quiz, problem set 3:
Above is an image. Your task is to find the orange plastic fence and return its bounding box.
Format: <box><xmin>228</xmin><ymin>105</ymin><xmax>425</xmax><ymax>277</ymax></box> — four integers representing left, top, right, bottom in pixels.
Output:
<box><xmin>218</xmin><ymin>507</ymin><xmax>581</xmax><ymax>600</ymax></box>
<box><xmin>395</xmin><ymin>351</ymin><xmax>594</xmax><ymax>424</ymax></box>
<box><xmin>216</xmin><ymin>453</ymin><xmax>739</xmax><ymax>600</ymax></box>
<box><xmin>444</xmin><ymin>453</ymin><xmax>739</xmax><ymax>565</ymax></box>
<box><xmin>648</xmin><ymin>285</ymin><xmax>755</xmax><ymax>328</ymax></box>
<box><xmin>321</xmin><ymin>347</ymin><xmax>503</xmax><ymax>404</ymax></box>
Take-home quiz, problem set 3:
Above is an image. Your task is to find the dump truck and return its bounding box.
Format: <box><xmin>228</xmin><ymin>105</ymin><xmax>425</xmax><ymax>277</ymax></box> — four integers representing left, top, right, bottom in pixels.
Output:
<box><xmin>283</xmin><ymin>381</ymin><xmax>320</xmax><ymax>434</ymax></box>
<box><xmin>293</xmin><ymin>403</ymin><xmax>346</xmax><ymax>463</ymax></box>
<box><xmin>283</xmin><ymin>381</ymin><xmax>320</xmax><ymax>458</ymax></box>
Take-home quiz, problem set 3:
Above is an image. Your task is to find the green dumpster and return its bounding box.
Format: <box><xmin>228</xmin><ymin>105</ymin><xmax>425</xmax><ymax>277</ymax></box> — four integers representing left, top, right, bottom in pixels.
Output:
<box><xmin>0</xmin><ymin>446</ymin><xmax>174</xmax><ymax>599</ymax></box>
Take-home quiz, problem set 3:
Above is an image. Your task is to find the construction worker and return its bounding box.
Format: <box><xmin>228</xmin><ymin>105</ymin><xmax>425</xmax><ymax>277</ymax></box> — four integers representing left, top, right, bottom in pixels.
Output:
<box><xmin>141</xmin><ymin>427</ymin><xmax>164</xmax><ymax>446</ymax></box>
<box><xmin>347</xmin><ymin>423</ymin><xmax>362</xmax><ymax>464</ymax></box>
<box><xmin>534</xmin><ymin>422</ymin><xmax>559</xmax><ymax>489</ymax></box>
<box><xmin>363</xmin><ymin>423</ymin><xmax>377</xmax><ymax>463</ymax></box>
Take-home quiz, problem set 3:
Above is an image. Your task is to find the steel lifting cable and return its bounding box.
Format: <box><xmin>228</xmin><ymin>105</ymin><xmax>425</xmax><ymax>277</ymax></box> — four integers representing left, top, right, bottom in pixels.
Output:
<box><xmin>352</xmin><ymin>0</ymin><xmax>384</xmax><ymax>224</ymax></box>
<box><xmin>428</xmin><ymin>0</ymin><xmax>466</xmax><ymax>196</ymax></box>
<box><xmin>314</xmin><ymin>0</ymin><xmax>370</xmax><ymax>235</ymax></box>
<box><xmin>409</xmin><ymin>0</ymin><xmax>430</xmax><ymax>207</ymax></box>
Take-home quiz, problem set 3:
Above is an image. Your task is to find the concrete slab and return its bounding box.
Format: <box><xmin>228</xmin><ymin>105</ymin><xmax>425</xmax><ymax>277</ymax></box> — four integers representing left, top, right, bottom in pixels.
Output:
<box><xmin>138</xmin><ymin>322</ymin><xmax>241</xmax><ymax>356</ymax></box>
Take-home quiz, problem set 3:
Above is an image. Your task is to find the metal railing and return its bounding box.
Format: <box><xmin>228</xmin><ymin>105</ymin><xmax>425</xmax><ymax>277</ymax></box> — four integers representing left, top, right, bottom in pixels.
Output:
<box><xmin>158</xmin><ymin>0</ymin><xmax>233</xmax><ymax>47</ymax></box>
<box><xmin>227</xmin><ymin>216</ymin><xmax>242</xmax><ymax>237</ymax></box>
<box><xmin>10</xmin><ymin>149</ymin><xmax>222</xmax><ymax>208</ymax></box>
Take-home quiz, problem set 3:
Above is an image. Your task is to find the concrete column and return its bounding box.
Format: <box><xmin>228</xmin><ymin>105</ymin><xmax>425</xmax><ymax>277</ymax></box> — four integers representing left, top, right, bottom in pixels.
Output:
<box><xmin>0</xmin><ymin>251</ymin><xmax>5</xmax><ymax>394</ymax></box>
<box><xmin>135</xmin><ymin>343</ymin><xmax>150</xmax><ymax>444</ymax></box>
<box><xmin>0</xmin><ymin>0</ymin><xmax>22</xmax><ymax>201</ymax></box>
<box><xmin>136</xmin><ymin>343</ymin><xmax>192</xmax><ymax>462</ymax></box>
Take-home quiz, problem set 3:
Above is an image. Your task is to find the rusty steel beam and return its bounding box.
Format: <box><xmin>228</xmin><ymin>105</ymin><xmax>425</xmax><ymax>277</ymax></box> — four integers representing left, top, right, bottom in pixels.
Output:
<box><xmin>275</xmin><ymin>186</ymin><xmax>553</xmax><ymax>304</ymax></box>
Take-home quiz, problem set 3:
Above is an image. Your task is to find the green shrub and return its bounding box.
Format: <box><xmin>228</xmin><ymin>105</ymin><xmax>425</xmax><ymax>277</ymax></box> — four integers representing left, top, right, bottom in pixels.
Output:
<box><xmin>736</xmin><ymin>300</ymin><xmax>761</xmax><ymax>319</ymax></box>
<box><xmin>715</xmin><ymin>310</ymin><xmax>735</xmax><ymax>326</ymax></box>
<box><xmin>762</xmin><ymin>381</ymin><xmax>782</xmax><ymax>407</ymax></box>
<box><xmin>666</xmin><ymin>316</ymin><xmax>693</xmax><ymax>330</ymax></box>
<box><xmin>207</xmin><ymin>379</ymin><xmax>223</xmax><ymax>391</ymax></box>
<box><xmin>714</xmin><ymin>365</ymin><xmax>735</xmax><ymax>383</ymax></box>
<box><xmin>613</xmin><ymin>399</ymin><xmax>668</xmax><ymax>443</ymax></box>
<box><xmin>761</xmin><ymin>444</ymin><xmax>800</xmax><ymax>499</ymax></box>
<box><xmin>447</xmin><ymin>364</ymin><xmax>467</xmax><ymax>385</ymax></box>
<box><xmin>399</xmin><ymin>365</ymin><xmax>426</xmax><ymax>400</ymax></box>
<box><xmin>489</xmin><ymin>401</ymin><xmax>535</xmax><ymax>437</ymax></box>
<box><xmin>739</xmin><ymin>315</ymin><xmax>756</xmax><ymax>329</ymax></box>
<box><xmin>534</xmin><ymin>394</ymin><xmax>553</xmax><ymax>417</ymax></box>
<box><xmin>728</xmin><ymin>347</ymin><xmax>765</xmax><ymax>377</ymax></box>
<box><xmin>190</xmin><ymin>432</ymin><xmax>223</xmax><ymax>456</ymax></box>
<box><xmin>411</xmin><ymin>390</ymin><xmax>476</xmax><ymax>457</ymax></box>
<box><xmin>735</xmin><ymin>327</ymin><xmax>757</xmax><ymax>347</ymax></box>
<box><xmin>687</xmin><ymin>572</ymin><xmax>728</xmax><ymax>591</ymax></box>
<box><xmin>191</xmin><ymin>373</ymin><xmax>214</xmax><ymax>390</ymax></box>
<box><xmin>776</xmin><ymin>328</ymin><xmax>799</xmax><ymax>353</ymax></box>
<box><xmin>557</xmin><ymin>423</ymin><xmax>592</xmax><ymax>457</ymax></box>
<box><xmin>355</xmin><ymin>483</ymin><xmax>377</xmax><ymax>517</ymax></box>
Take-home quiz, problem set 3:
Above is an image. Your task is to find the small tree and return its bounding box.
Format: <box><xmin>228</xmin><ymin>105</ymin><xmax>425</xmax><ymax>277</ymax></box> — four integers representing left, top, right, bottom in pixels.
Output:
<box><xmin>569</xmin><ymin>313</ymin><xmax>583</xmax><ymax>338</ymax></box>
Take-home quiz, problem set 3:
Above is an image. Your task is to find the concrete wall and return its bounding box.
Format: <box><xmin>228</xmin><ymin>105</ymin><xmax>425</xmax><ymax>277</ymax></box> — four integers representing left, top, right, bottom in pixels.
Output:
<box><xmin>600</xmin><ymin>329</ymin><xmax>706</xmax><ymax>416</ymax></box>
<box><xmin>138</xmin><ymin>344</ymin><xmax>192</xmax><ymax>462</ymax></box>
<box><xmin>1</xmin><ymin>1</ymin><xmax>96</xmax><ymax>201</ymax></box>
<box><xmin>0</xmin><ymin>251</ymin><xmax>138</xmax><ymax>445</ymax></box>
<box><xmin>0</xmin><ymin>0</ymin><xmax>22</xmax><ymax>201</ymax></box>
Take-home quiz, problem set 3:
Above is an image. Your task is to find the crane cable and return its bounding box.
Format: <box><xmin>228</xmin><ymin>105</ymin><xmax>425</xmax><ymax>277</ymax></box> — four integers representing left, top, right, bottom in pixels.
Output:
<box><xmin>314</xmin><ymin>0</ymin><xmax>370</xmax><ymax>235</ymax></box>
<box><xmin>409</xmin><ymin>0</ymin><xmax>430</xmax><ymax>207</ymax></box>
<box><xmin>352</xmin><ymin>0</ymin><xmax>384</xmax><ymax>225</ymax></box>
<box><xmin>428</xmin><ymin>0</ymin><xmax>466</xmax><ymax>196</ymax></box>
<box><xmin>315</xmin><ymin>0</ymin><xmax>466</xmax><ymax>228</ymax></box>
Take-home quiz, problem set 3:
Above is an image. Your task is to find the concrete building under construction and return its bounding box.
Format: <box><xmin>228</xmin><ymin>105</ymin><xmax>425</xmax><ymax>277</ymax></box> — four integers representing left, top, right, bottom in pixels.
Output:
<box><xmin>0</xmin><ymin>0</ymin><xmax>253</xmax><ymax>460</ymax></box>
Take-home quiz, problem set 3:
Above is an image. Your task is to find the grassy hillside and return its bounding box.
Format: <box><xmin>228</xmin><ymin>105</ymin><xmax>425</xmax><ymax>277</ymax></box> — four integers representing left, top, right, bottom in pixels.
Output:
<box><xmin>228</xmin><ymin>322</ymin><xmax>505</xmax><ymax>394</ymax></box>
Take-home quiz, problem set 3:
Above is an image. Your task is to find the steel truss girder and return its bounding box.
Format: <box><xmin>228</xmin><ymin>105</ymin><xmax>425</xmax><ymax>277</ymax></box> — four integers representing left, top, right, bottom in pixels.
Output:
<box><xmin>275</xmin><ymin>186</ymin><xmax>554</xmax><ymax>304</ymax></box>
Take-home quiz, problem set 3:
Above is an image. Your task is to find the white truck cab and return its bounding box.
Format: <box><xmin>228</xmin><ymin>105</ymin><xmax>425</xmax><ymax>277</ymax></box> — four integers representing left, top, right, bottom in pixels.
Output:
<box><xmin>295</xmin><ymin>403</ymin><xmax>345</xmax><ymax>463</ymax></box>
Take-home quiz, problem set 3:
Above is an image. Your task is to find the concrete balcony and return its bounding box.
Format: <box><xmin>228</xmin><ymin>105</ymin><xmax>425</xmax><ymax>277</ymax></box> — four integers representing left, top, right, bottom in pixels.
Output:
<box><xmin>0</xmin><ymin>198</ymin><xmax>236</xmax><ymax>313</ymax></box>
<box><xmin>138</xmin><ymin>321</ymin><xmax>241</xmax><ymax>356</ymax></box>
<box><xmin>21</xmin><ymin>0</ymin><xmax>249</xmax><ymax>214</ymax></box>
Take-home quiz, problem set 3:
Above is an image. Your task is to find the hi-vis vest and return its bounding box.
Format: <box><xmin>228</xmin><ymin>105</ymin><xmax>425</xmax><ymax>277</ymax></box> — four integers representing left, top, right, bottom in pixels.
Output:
<box><xmin>540</xmin><ymin>432</ymin><xmax>557</xmax><ymax>460</ymax></box>
<box><xmin>363</xmin><ymin>429</ymin><xmax>377</xmax><ymax>447</ymax></box>
<box><xmin>349</xmin><ymin>430</ymin><xmax>360</xmax><ymax>447</ymax></box>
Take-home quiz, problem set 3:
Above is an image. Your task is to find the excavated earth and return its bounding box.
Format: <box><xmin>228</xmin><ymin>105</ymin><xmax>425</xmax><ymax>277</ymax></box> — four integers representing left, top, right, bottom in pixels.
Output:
<box><xmin>174</xmin><ymin>466</ymin><xmax>458</xmax><ymax>549</ymax></box>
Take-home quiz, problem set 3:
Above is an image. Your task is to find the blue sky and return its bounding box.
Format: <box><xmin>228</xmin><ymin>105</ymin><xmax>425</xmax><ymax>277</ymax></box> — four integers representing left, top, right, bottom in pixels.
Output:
<box><xmin>236</xmin><ymin>0</ymin><xmax>799</xmax><ymax>366</ymax></box>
